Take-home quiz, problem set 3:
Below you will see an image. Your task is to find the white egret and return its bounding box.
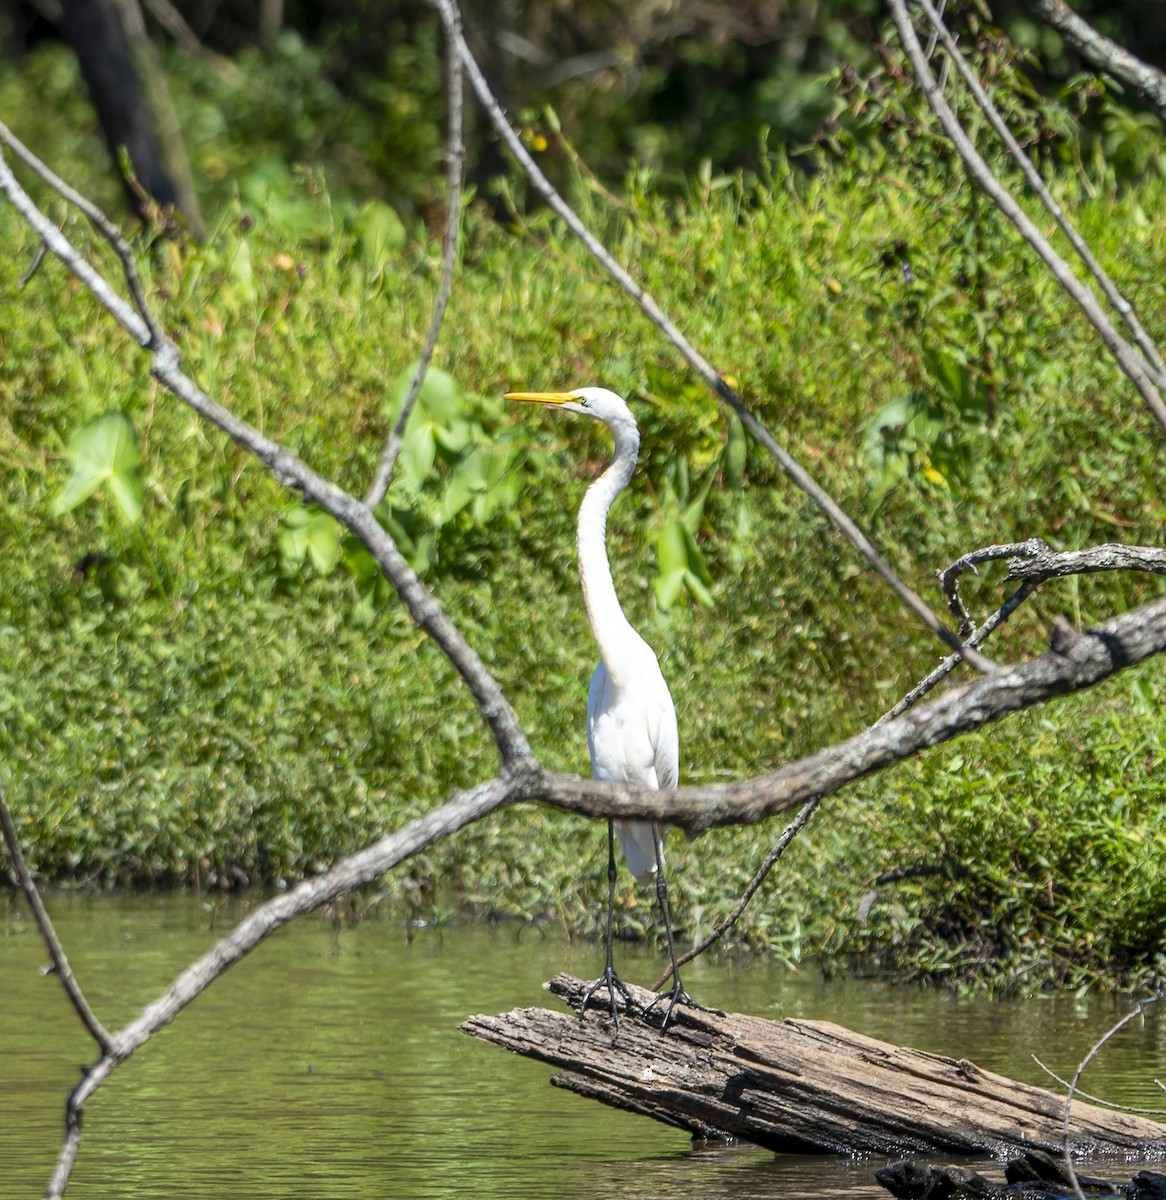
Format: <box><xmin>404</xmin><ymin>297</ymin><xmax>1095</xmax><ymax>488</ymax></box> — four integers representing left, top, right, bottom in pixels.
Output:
<box><xmin>505</xmin><ymin>386</ymin><xmax>702</xmax><ymax>1030</ymax></box>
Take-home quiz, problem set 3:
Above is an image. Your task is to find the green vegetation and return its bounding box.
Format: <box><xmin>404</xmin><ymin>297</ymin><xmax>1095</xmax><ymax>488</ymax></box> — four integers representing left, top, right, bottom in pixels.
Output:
<box><xmin>2</xmin><ymin>30</ymin><xmax>1166</xmax><ymax>995</ymax></box>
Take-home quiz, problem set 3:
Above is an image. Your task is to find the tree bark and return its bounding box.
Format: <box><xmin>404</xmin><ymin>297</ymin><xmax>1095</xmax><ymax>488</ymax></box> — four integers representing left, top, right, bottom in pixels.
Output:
<box><xmin>463</xmin><ymin>975</ymin><xmax>1166</xmax><ymax>1159</ymax></box>
<box><xmin>1028</xmin><ymin>0</ymin><xmax>1166</xmax><ymax>123</ymax></box>
<box><xmin>57</xmin><ymin>0</ymin><xmax>202</xmax><ymax>234</ymax></box>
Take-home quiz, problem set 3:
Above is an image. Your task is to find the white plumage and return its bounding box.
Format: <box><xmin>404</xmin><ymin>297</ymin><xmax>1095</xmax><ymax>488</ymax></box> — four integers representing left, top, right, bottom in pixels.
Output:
<box><xmin>506</xmin><ymin>385</ymin><xmax>693</xmax><ymax>1028</ymax></box>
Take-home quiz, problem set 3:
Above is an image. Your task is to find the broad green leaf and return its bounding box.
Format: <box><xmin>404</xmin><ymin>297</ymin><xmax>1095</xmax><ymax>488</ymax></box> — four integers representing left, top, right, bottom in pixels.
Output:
<box><xmin>387</xmin><ymin>362</ymin><xmax>461</xmax><ymax>423</ymax></box>
<box><xmin>656</xmin><ymin>518</ymin><xmax>689</xmax><ymax>577</ymax></box>
<box><xmin>54</xmin><ymin>411</ymin><xmax>143</xmax><ymax>523</ymax></box>
<box><xmin>683</xmin><ymin>568</ymin><xmax>715</xmax><ymax>607</ymax></box>
<box><xmin>279</xmin><ymin>505</ymin><xmax>340</xmax><ymax>573</ymax></box>
<box><xmin>655</xmin><ymin>568</ymin><xmax>687</xmax><ymax>610</ymax></box>
<box><xmin>398</xmin><ymin>425</ymin><xmax>437</xmax><ymax>491</ymax></box>
<box><xmin>354</xmin><ymin>200</ymin><xmax>406</xmax><ymax>265</ymax></box>
<box><xmin>681</xmin><ymin>524</ymin><xmax>714</xmax><ymax>590</ymax></box>
<box><xmin>439</xmin><ymin>471</ymin><xmax>476</xmax><ymax>523</ymax></box>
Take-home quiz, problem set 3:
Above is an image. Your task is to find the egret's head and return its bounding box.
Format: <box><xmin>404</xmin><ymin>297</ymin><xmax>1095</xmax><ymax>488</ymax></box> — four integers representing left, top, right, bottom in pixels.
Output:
<box><xmin>504</xmin><ymin>387</ymin><xmax>636</xmax><ymax>432</ymax></box>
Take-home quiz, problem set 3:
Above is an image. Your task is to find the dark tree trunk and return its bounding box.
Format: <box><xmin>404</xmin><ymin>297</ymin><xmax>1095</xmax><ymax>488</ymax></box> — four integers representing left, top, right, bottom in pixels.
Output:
<box><xmin>57</xmin><ymin>0</ymin><xmax>179</xmax><ymax>220</ymax></box>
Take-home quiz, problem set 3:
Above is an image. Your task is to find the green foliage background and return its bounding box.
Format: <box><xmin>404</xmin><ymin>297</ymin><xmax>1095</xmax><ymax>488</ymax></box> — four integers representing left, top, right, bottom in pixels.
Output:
<box><xmin>1</xmin><ymin>9</ymin><xmax>1166</xmax><ymax>994</ymax></box>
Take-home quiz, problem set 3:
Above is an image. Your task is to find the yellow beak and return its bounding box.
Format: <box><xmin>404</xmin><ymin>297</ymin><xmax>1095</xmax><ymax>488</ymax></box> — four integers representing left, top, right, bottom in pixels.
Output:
<box><xmin>504</xmin><ymin>391</ymin><xmax>575</xmax><ymax>406</ymax></box>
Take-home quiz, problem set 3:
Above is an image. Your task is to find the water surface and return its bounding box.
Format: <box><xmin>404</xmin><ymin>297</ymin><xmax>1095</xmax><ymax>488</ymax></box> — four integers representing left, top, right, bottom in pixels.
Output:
<box><xmin>2</xmin><ymin>894</ymin><xmax>1162</xmax><ymax>1198</ymax></box>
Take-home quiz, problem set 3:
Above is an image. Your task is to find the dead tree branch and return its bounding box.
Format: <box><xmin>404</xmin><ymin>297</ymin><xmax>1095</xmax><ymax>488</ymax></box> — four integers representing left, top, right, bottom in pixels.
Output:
<box><xmin>524</xmin><ymin>592</ymin><xmax>1166</xmax><ymax>833</ymax></box>
<box><xmin>364</xmin><ymin>3</ymin><xmax>465</xmax><ymax>508</ymax></box>
<box><xmin>0</xmin><ymin>787</ymin><xmax>113</xmax><ymax>1052</ymax></box>
<box><xmin>1030</xmin><ymin>0</ymin><xmax>1166</xmax><ymax>125</ymax></box>
<box><xmin>434</xmin><ymin>0</ymin><xmax>994</xmax><ymax>676</ymax></box>
<box><xmin>888</xmin><ymin>0</ymin><xmax>1166</xmax><ymax>438</ymax></box>
<box><xmin>918</xmin><ymin>0</ymin><xmax>1166</xmax><ymax>389</ymax></box>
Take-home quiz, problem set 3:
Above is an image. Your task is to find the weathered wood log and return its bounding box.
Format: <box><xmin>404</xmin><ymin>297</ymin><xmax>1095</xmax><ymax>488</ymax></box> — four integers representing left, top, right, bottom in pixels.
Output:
<box><xmin>462</xmin><ymin>974</ymin><xmax>1166</xmax><ymax>1159</ymax></box>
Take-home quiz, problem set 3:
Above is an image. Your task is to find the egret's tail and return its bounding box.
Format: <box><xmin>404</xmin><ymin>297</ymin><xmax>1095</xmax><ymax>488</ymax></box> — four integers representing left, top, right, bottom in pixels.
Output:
<box><xmin>615</xmin><ymin>819</ymin><xmax>661</xmax><ymax>885</ymax></box>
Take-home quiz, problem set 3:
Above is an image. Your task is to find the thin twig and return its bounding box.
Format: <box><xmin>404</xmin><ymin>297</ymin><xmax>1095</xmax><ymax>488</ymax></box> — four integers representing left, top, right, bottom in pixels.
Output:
<box><xmin>364</xmin><ymin>4</ymin><xmax>465</xmax><ymax>509</ymax></box>
<box><xmin>916</xmin><ymin>0</ymin><xmax>1166</xmax><ymax>389</ymax></box>
<box><xmin>0</xmin><ymin>120</ymin><xmax>165</xmax><ymax>346</ymax></box>
<box><xmin>0</xmin><ymin>787</ymin><xmax>113</xmax><ymax>1052</ymax></box>
<box><xmin>876</xmin><ymin>580</ymin><xmax>1037</xmax><ymax>724</ymax></box>
<box><xmin>1031</xmin><ymin>1053</ymin><xmax>1166</xmax><ymax>1116</ymax></box>
<box><xmin>888</xmin><ymin>0</ymin><xmax>1166</xmax><ymax>438</ymax></box>
<box><xmin>649</xmin><ymin>796</ymin><xmax>819</xmax><ymax>991</ymax></box>
<box><xmin>435</xmin><ymin>0</ymin><xmax>995</xmax><ymax>676</ymax></box>
<box><xmin>1056</xmin><ymin>994</ymin><xmax>1162</xmax><ymax>1200</ymax></box>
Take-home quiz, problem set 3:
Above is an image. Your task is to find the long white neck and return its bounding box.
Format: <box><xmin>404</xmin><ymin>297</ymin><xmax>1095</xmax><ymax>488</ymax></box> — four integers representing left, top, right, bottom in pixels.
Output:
<box><xmin>577</xmin><ymin>419</ymin><xmax>645</xmax><ymax>682</ymax></box>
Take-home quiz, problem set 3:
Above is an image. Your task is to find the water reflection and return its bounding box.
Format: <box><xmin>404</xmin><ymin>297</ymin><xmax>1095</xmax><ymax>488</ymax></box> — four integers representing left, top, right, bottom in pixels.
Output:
<box><xmin>2</xmin><ymin>893</ymin><xmax>1162</xmax><ymax>1199</ymax></box>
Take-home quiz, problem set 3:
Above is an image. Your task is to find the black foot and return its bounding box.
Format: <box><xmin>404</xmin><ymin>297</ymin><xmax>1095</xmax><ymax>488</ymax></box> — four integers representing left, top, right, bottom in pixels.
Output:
<box><xmin>642</xmin><ymin>981</ymin><xmax>724</xmax><ymax>1032</ymax></box>
<box><xmin>579</xmin><ymin>966</ymin><xmax>638</xmax><ymax>1029</ymax></box>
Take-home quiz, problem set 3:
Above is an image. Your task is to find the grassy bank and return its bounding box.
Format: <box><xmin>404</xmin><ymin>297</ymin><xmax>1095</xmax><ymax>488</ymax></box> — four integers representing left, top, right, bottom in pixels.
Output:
<box><xmin>1</xmin><ymin>114</ymin><xmax>1165</xmax><ymax>992</ymax></box>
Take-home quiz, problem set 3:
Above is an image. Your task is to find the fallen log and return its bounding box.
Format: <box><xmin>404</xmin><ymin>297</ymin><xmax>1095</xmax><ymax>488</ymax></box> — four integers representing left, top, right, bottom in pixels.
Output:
<box><xmin>461</xmin><ymin>974</ymin><xmax>1166</xmax><ymax>1159</ymax></box>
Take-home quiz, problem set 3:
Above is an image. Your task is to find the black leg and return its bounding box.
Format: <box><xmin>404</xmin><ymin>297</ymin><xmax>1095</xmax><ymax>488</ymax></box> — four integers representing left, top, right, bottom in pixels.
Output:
<box><xmin>642</xmin><ymin>823</ymin><xmax>722</xmax><ymax>1032</ymax></box>
<box><xmin>579</xmin><ymin>819</ymin><xmax>636</xmax><ymax>1028</ymax></box>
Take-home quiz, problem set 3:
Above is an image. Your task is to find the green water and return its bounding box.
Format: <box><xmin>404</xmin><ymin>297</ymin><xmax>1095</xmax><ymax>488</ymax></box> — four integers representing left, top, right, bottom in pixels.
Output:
<box><xmin>2</xmin><ymin>893</ymin><xmax>1163</xmax><ymax>1199</ymax></box>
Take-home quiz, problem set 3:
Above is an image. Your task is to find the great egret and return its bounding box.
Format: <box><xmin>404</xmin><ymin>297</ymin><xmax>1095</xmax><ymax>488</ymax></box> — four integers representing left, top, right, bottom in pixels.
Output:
<box><xmin>505</xmin><ymin>386</ymin><xmax>700</xmax><ymax>1030</ymax></box>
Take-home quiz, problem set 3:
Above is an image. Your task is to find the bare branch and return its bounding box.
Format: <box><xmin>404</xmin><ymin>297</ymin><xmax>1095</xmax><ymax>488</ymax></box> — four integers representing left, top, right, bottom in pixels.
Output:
<box><xmin>1030</xmin><ymin>0</ymin><xmax>1166</xmax><ymax>125</ymax></box>
<box><xmin>45</xmin><ymin>775</ymin><xmax>521</xmax><ymax>1199</ymax></box>
<box><xmin>0</xmin><ymin>143</ymin><xmax>535</xmax><ymax>773</ymax></box>
<box><xmin>887</xmin><ymin>0</ymin><xmax>1166</xmax><ymax>438</ymax></box>
<box><xmin>648</xmin><ymin>795</ymin><xmax>819</xmax><ymax>992</ymax></box>
<box><xmin>1057</xmin><ymin>994</ymin><xmax>1163</xmax><ymax>1200</ymax></box>
<box><xmin>523</xmin><ymin>593</ymin><xmax>1166</xmax><ymax>832</ymax></box>
<box><xmin>0</xmin><ymin>787</ymin><xmax>113</xmax><ymax>1052</ymax></box>
<box><xmin>940</xmin><ymin>538</ymin><xmax>1049</xmax><ymax>631</ymax></box>
<box><xmin>0</xmin><ymin>120</ymin><xmax>164</xmax><ymax>345</ymax></box>
<box><xmin>365</xmin><ymin>4</ymin><xmax>465</xmax><ymax>509</ymax></box>
<box><xmin>434</xmin><ymin>0</ymin><xmax>995</xmax><ymax>676</ymax></box>
<box><xmin>1004</xmin><ymin>540</ymin><xmax>1166</xmax><ymax>583</ymax></box>
<box><xmin>940</xmin><ymin>540</ymin><xmax>1166</xmax><ymax>632</ymax></box>
<box><xmin>1031</xmin><ymin>1054</ymin><xmax>1166</xmax><ymax>1116</ymax></box>
<box><xmin>918</xmin><ymin>0</ymin><xmax>1166</xmax><ymax>389</ymax></box>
